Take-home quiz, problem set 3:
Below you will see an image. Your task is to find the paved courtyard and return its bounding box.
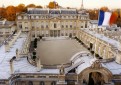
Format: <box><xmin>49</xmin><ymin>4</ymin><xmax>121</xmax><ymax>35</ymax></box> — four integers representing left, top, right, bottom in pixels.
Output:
<box><xmin>37</xmin><ymin>39</ymin><xmax>89</xmax><ymax>65</ymax></box>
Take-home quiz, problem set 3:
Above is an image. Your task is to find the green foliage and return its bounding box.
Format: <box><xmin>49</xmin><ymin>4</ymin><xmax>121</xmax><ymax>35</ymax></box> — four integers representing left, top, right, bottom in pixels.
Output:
<box><xmin>32</xmin><ymin>56</ymin><xmax>36</xmax><ymax>60</ymax></box>
<box><xmin>34</xmin><ymin>38</ymin><xmax>38</xmax><ymax>41</ymax></box>
<box><xmin>33</xmin><ymin>52</ymin><xmax>36</xmax><ymax>55</ymax></box>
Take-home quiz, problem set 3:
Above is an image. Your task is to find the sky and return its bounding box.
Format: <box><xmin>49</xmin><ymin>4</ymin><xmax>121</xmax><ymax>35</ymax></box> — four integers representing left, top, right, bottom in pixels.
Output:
<box><xmin>0</xmin><ymin>0</ymin><xmax>121</xmax><ymax>9</ymax></box>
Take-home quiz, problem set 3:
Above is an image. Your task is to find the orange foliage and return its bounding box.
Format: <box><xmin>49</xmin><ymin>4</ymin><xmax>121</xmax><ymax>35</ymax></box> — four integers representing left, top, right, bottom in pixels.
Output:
<box><xmin>16</xmin><ymin>4</ymin><xmax>26</xmax><ymax>13</ymax></box>
<box><xmin>0</xmin><ymin>4</ymin><xmax>43</xmax><ymax>21</ymax></box>
<box><xmin>0</xmin><ymin>8</ymin><xmax>6</xmax><ymax>19</ymax></box>
<box><xmin>48</xmin><ymin>1</ymin><xmax>58</xmax><ymax>9</ymax></box>
<box><xmin>100</xmin><ymin>7</ymin><xmax>109</xmax><ymax>12</ymax></box>
<box><xmin>36</xmin><ymin>5</ymin><xmax>42</xmax><ymax>8</ymax></box>
<box><xmin>26</xmin><ymin>4</ymin><xmax>36</xmax><ymax>8</ymax></box>
<box><xmin>6</xmin><ymin>6</ymin><xmax>16</xmax><ymax>21</ymax></box>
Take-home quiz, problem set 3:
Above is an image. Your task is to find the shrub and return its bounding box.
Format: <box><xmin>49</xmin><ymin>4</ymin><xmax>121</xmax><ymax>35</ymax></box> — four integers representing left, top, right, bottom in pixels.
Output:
<box><xmin>32</xmin><ymin>56</ymin><xmax>36</xmax><ymax>60</ymax></box>
<box><xmin>33</xmin><ymin>52</ymin><xmax>36</xmax><ymax>55</ymax></box>
<box><xmin>34</xmin><ymin>45</ymin><xmax>37</xmax><ymax>48</ymax></box>
<box><xmin>34</xmin><ymin>38</ymin><xmax>38</xmax><ymax>42</ymax></box>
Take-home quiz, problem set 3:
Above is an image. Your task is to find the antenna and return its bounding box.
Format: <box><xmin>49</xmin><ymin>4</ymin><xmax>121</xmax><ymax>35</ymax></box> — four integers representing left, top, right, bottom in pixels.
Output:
<box><xmin>81</xmin><ymin>0</ymin><xmax>84</xmax><ymax>9</ymax></box>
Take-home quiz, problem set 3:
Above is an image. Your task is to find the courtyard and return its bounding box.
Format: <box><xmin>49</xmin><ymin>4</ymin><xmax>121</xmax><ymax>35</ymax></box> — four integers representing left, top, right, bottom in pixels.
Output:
<box><xmin>37</xmin><ymin>38</ymin><xmax>89</xmax><ymax>65</ymax></box>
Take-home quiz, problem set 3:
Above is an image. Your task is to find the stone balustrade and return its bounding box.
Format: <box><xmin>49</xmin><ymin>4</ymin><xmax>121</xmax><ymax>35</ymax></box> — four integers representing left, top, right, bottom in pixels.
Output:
<box><xmin>5</xmin><ymin>30</ymin><xmax>21</xmax><ymax>52</ymax></box>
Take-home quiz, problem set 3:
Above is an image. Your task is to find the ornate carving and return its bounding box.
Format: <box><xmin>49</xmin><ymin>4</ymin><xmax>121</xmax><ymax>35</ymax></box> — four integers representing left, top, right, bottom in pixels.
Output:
<box><xmin>91</xmin><ymin>60</ymin><xmax>102</xmax><ymax>69</ymax></box>
<box><xmin>59</xmin><ymin>64</ymin><xmax>65</xmax><ymax>75</ymax></box>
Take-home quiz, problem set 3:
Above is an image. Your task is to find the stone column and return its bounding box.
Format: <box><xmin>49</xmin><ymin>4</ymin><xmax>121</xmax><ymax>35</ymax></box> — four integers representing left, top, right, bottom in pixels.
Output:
<box><xmin>37</xmin><ymin>57</ymin><xmax>42</xmax><ymax>72</ymax></box>
<box><xmin>103</xmin><ymin>47</ymin><xmax>107</xmax><ymax>59</ymax></box>
<box><xmin>10</xmin><ymin>61</ymin><xmax>13</xmax><ymax>74</ymax></box>
<box><xmin>116</xmin><ymin>51</ymin><xmax>121</xmax><ymax>64</ymax></box>
<box><xmin>10</xmin><ymin>57</ymin><xmax>16</xmax><ymax>74</ymax></box>
<box><xmin>105</xmin><ymin>45</ymin><xmax>109</xmax><ymax>59</ymax></box>
<box><xmin>57</xmin><ymin>65</ymin><xmax>67</xmax><ymax>85</ymax></box>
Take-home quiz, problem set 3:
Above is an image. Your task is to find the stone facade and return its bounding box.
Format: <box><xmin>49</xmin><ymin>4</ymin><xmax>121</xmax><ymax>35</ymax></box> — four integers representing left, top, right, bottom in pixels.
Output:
<box><xmin>0</xmin><ymin>8</ymin><xmax>121</xmax><ymax>85</ymax></box>
<box><xmin>16</xmin><ymin>8</ymin><xmax>89</xmax><ymax>40</ymax></box>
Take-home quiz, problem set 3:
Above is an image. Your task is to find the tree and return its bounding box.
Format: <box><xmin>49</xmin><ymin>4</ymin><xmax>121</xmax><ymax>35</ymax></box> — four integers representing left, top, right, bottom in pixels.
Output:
<box><xmin>26</xmin><ymin>4</ymin><xmax>36</xmax><ymax>8</ymax></box>
<box><xmin>100</xmin><ymin>7</ymin><xmax>109</xmax><ymax>12</ymax></box>
<box><xmin>32</xmin><ymin>56</ymin><xmax>36</xmax><ymax>60</ymax></box>
<box><xmin>48</xmin><ymin>1</ymin><xmax>59</xmax><ymax>9</ymax></box>
<box><xmin>0</xmin><ymin>8</ymin><xmax>6</xmax><ymax>19</ymax></box>
<box><xmin>16</xmin><ymin>4</ymin><xmax>26</xmax><ymax>13</ymax></box>
<box><xmin>6</xmin><ymin>6</ymin><xmax>16</xmax><ymax>21</ymax></box>
<box><xmin>33</xmin><ymin>52</ymin><xmax>36</xmax><ymax>55</ymax></box>
<box><xmin>87</xmin><ymin>9</ymin><xmax>99</xmax><ymax>20</ymax></box>
<box><xmin>36</xmin><ymin>5</ymin><xmax>43</xmax><ymax>8</ymax></box>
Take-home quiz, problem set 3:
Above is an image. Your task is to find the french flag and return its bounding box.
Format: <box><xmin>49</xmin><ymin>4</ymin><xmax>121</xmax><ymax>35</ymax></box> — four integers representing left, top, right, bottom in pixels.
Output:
<box><xmin>98</xmin><ymin>10</ymin><xmax>118</xmax><ymax>26</ymax></box>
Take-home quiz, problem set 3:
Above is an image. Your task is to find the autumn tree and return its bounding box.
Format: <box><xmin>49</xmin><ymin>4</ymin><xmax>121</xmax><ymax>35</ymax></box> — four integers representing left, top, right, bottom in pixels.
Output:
<box><xmin>36</xmin><ymin>5</ymin><xmax>42</xmax><ymax>8</ymax></box>
<box><xmin>87</xmin><ymin>9</ymin><xmax>99</xmax><ymax>20</ymax></box>
<box><xmin>100</xmin><ymin>7</ymin><xmax>109</xmax><ymax>12</ymax></box>
<box><xmin>16</xmin><ymin>4</ymin><xmax>26</xmax><ymax>13</ymax></box>
<box><xmin>0</xmin><ymin>8</ymin><xmax>6</xmax><ymax>19</ymax></box>
<box><xmin>114</xmin><ymin>9</ymin><xmax>121</xmax><ymax>27</ymax></box>
<box><xmin>26</xmin><ymin>4</ymin><xmax>36</xmax><ymax>8</ymax></box>
<box><xmin>6</xmin><ymin>6</ymin><xmax>16</xmax><ymax>21</ymax></box>
<box><xmin>48</xmin><ymin>1</ymin><xmax>59</xmax><ymax>9</ymax></box>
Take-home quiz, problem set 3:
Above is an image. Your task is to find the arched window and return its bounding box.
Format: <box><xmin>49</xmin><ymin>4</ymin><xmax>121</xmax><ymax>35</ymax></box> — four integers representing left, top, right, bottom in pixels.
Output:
<box><xmin>54</xmin><ymin>23</ymin><xmax>57</xmax><ymax>28</ymax></box>
<box><xmin>40</xmin><ymin>81</ymin><xmax>45</xmax><ymax>85</ymax></box>
<box><xmin>51</xmin><ymin>81</ymin><xmax>56</xmax><ymax>85</ymax></box>
<box><xmin>28</xmin><ymin>81</ymin><xmax>33</xmax><ymax>85</ymax></box>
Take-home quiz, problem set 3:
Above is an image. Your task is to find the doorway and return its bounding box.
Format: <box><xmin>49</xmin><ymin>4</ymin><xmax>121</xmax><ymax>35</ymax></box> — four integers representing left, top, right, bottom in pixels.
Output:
<box><xmin>50</xmin><ymin>30</ymin><xmax>60</xmax><ymax>37</ymax></box>
<box><xmin>67</xmin><ymin>80</ymin><xmax>75</xmax><ymax>85</ymax></box>
<box><xmin>90</xmin><ymin>43</ymin><xmax>93</xmax><ymax>50</ymax></box>
<box><xmin>88</xmin><ymin>72</ymin><xmax>104</xmax><ymax>85</ymax></box>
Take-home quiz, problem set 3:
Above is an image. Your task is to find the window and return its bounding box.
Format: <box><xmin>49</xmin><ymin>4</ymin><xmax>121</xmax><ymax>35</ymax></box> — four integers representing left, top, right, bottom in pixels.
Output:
<box><xmin>46</xmin><ymin>25</ymin><xmax>48</xmax><ymax>28</ymax></box>
<box><xmin>32</xmin><ymin>26</ymin><xmax>34</xmax><ymax>28</ymax></box>
<box><xmin>19</xmin><ymin>25</ymin><xmax>22</xmax><ymax>29</ymax></box>
<box><xmin>66</xmin><ymin>33</ymin><xmax>68</xmax><ymax>36</ymax></box>
<box><xmin>66</xmin><ymin>25</ymin><xmax>68</xmax><ymax>28</ymax></box>
<box><xmin>41</xmin><ymin>25</ymin><xmax>44</xmax><ymax>28</ymax></box>
<box><xmin>61</xmin><ymin>33</ymin><xmax>64</xmax><ymax>36</ymax></box>
<box><xmin>54</xmin><ymin>23</ymin><xmax>57</xmax><ymax>28</ymax></box>
<box><xmin>28</xmin><ymin>81</ymin><xmax>33</xmax><ymax>85</ymax></box>
<box><xmin>40</xmin><ymin>81</ymin><xmax>45</xmax><ymax>85</ymax></box>
<box><xmin>51</xmin><ymin>81</ymin><xmax>56</xmax><ymax>85</ymax></box>
<box><xmin>70</xmin><ymin>25</ymin><xmax>72</xmax><ymax>28</ymax></box>
<box><xmin>85</xmin><ymin>24</ymin><xmax>87</xmax><ymax>28</ymax></box>
<box><xmin>32</xmin><ymin>34</ymin><xmax>35</xmax><ymax>37</ymax></box>
<box><xmin>25</xmin><ymin>27</ymin><xmax>28</xmax><ymax>29</ymax></box>
<box><xmin>61</xmin><ymin>25</ymin><xmax>64</xmax><ymax>28</ymax></box>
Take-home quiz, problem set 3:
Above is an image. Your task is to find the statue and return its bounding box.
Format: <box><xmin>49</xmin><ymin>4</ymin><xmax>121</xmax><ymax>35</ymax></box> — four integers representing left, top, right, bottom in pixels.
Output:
<box><xmin>59</xmin><ymin>64</ymin><xmax>65</xmax><ymax>75</ymax></box>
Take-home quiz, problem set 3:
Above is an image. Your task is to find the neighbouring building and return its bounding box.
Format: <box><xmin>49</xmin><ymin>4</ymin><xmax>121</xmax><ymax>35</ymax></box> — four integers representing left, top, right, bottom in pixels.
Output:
<box><xmin>0</xmin><ymin>19</ymin><xmax>16</xmax><ymax>44</ymax></box>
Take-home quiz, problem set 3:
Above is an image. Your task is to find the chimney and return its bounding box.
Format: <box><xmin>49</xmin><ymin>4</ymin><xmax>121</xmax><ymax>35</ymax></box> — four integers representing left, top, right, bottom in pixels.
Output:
<box><xmin>10</xmin><ymin>56</ymin><xmax>16</xmax><ymax>74</ymax></box>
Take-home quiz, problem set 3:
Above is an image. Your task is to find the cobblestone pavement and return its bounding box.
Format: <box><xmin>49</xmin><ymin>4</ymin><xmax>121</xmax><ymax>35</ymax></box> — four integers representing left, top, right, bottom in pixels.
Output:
<box><xmin>37</xmin><ymin>39</ymin><xmax>88</xmax><ymax>65</ymax></box>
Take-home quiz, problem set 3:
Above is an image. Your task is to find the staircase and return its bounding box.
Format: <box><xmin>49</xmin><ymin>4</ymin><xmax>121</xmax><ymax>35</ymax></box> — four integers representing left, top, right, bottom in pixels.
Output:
<box><xmin>65</xmin><ymin>60</ymin><xmax>84</xmax><ymax>74</ymax></box>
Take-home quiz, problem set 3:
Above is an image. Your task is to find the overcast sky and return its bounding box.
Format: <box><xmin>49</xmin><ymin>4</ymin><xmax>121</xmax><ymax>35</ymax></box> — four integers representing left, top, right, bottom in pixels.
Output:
<box><xmin>0</xmin><ymin>0</ymin><xmax>121</xmax><ymax>9</ymax></box>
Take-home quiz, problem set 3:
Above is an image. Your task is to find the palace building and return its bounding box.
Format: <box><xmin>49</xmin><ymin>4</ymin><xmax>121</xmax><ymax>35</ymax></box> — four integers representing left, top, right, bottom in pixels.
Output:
<box><xmin>0</xmin><ymin>7</ymin><xmax>121</xmax><ymax>85</ymax></box>
<box><xmin>16</xmin><ymin>8</ymin><xmax>89</xmax><ymax>39</ymax></box>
